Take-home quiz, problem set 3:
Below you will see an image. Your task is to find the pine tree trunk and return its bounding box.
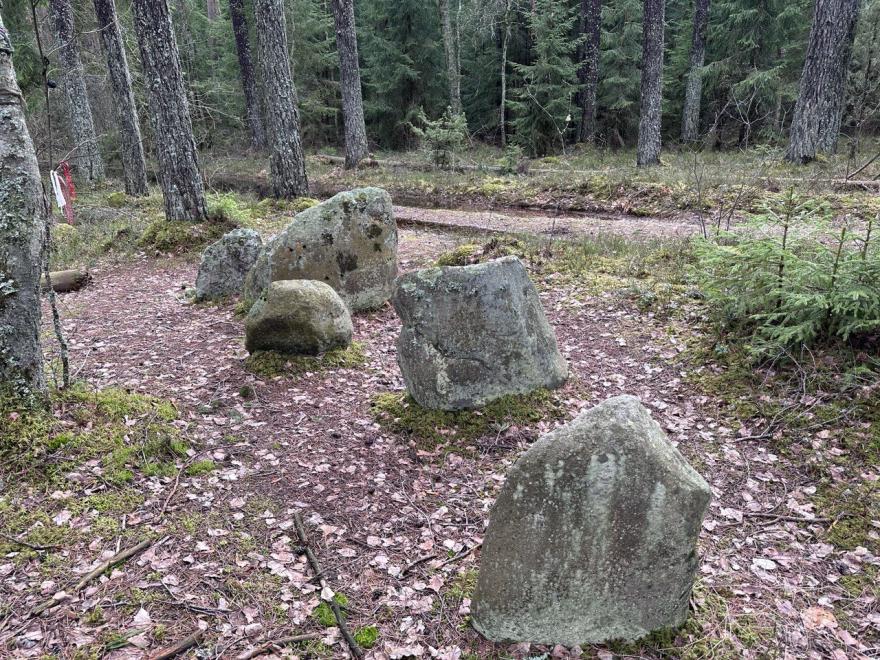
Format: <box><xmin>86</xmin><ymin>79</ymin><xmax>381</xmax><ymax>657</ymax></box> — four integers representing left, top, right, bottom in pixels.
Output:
<box><xmin>500</xmin><ymin>1</ymin><xmax>511</xmax><ymax>147</ymax></box>
<box><xmin>93</xmin><ymin>0</ymin><xmax>148</xmax><ymax>196</ymax></box>
<box><xmin>229</xmin><ymin>0</ymin><xmax>266</xmax><ymax>149</ymax></box>
<box><xmin>253</xmin><ymin>0</ymin><xmax>309</xmax><ymax>198</ymax></box>
<box><xmin>48</xmin><ymin>0</ymin><xmax>104</xmax><ymax>181</ymax></box>
<box><xmin>786</xmin><ymin>0</ymin><xmax>861</xmax><ymax>163</ymax></box>
<box><xmin>681</xmin><ymin>0</ymin><xmax>709</xmax><ymax>142</ymax></box>
<box><xmin>439</xmin><ymin>0</ymin><xmax>463</xmax><ymax>115</ymax></box>
<box><xmin>0</xmin><ymin>15</ymin><xmax>47</xmax><ymax>396</ymax></box>
<box><xmin>131</xmin><ymin>0</ymin><xmax>207</xmax><ymax>221</ymax></box>
<box><xmin>636</xmin><ymin>0</ymin><xmax>665</xmax><ymax>167</ymax></box>
<box><xmin>206</xmin><ymin>0</ymin><xmax>219</xmax><ymax>20</ymax></box>
<box><xmin>577</xmin><ymin>0</ymin><xmax>601</xmax><ymax>142</ymax></box>
<box><xmin>330</xmin><ymin>0</ymin><xmax>369</xmax><ymax>168</ymax></box>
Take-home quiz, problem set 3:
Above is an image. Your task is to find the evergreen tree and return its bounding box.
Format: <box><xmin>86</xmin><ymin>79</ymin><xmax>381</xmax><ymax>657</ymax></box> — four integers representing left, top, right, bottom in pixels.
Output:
<box><xmin>330</xmin><ymin>0</ymin><xmax>370</xmax><ymax>168</ymax></box>
<box><xmin>358</xmin><ymin>0</ymin><xmax>446</xmax><ymax>148</ymax></box>
<box><xmin>680</xmin><ymin>0</ymin><xmax>710</xmax><ymax>141</ymax></box>
<box><xmin>597</xmin><ymin>0</ymin><xmax>643</xmax><ymax>145</ymax></box>
<box><xmin>508</xmin><ymin>0</ymin><xmax>582</xmax><ymax>156</ymax></box>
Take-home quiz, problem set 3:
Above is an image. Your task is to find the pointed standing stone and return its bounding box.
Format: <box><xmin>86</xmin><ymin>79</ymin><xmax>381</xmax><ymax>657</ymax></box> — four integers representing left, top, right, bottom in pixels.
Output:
<box><xmin>472</xmin><ymin>395</ymin><xmax>711</xmax><ymax>645</ymax></box>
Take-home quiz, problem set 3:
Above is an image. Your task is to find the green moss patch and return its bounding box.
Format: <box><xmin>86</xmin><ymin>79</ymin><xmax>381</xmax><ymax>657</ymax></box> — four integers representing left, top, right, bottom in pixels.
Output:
<box><xmin>139</xmin><ymin>217</ymin><xmax>234</xmax><ymax>254</ymax></box>
<box><xmin>312</xmin><ymin>593</ymin><xmax>349</xmax><ymax>627</ymax></box>
<box><xmin>370</xmin><ymin>388</ymin><xmax>565</xmax><ymax>450</ymax></box>
<box><xmin>244</xmin><ymin>342</ymin><xmax>367</xmax><ymax>378</ymax></box>
<box><xmin>354</xmin><ymin>625</ymin><xmax>379</xmax><ymax>649</ymax></box>
<box><xmin>434</xmin><ymin>237</ymin><xmax>526</xmax><ymax>267</ymax></box>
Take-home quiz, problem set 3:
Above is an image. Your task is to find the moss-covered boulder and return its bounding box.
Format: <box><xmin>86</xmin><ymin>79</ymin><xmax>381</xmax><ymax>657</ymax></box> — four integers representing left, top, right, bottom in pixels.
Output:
<box><xmin>472</xmin><ymin>395</ymin><xmax>712</xmax><ymax>645</ymax></box>
<box><xmin>244</xmin><ymin>188</ymin><xmax>397</xmax><ymax>312</ymax></box>
<box><xmin>392</xmin><ymin>256</ymin><xmax>567</xmax><ymax>410</ymax></box>
<box><xmin>244</xmin><ymin>280</ymin><xmax>352</xmax><ymax>355</ymax></box>
<box><xmin>195</xmin><ymin>228</ymin><xmax>262</xmax><ymax>301</ymax></box>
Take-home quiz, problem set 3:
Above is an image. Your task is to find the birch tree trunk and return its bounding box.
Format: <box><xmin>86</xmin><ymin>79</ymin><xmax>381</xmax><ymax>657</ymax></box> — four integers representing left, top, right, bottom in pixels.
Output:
<box><xmin>93</xmin><ymin>0</ymin><xmax>149</xmax><ymax>196</ymax></box>
<box><xmin>439</xmin><ymin>0</ymin><xmax>463</xmax><ymax>116</ymax></box>
<box><xmin>0</xmin><ymin>15</ymin><xmax>47</xmax><ymax>396</ymax></box>
<box><xmin>636</xmin><ymin>0</ymin><xmax>665</xmax><ymax>167</ymax></box>
<box><xmin>131</xmin><ymin>0</ymin><xmax>207</xmax><ymax>221</ymax></box>
<box><xmin>577</xmin><ymin>0</ymin><xmax>601</xmax><ymax>143</ymax></box>
<box><xmin>786</xmin><ymin>0</ymin><xmax>862</xmax><ymax>163</ymax></box>
<box><xmin>681</xmin><ymin>0</ymin><xmax>709</xmax><ymax>142</ymax></box>
<box><xmin>330</xmin><ymin>0</ymin><xmax>369</xmax><ymax>168</ymax></box>
<box><xmin>229</xmin><ymin>0</ymin><xmax>266</xmax><ymax>149</ymax></box>
<box><xmin>48</xmin><ymin>0</ymin><xmax>105</xmax><ymax>181</ymax></box>
<box><xmin>253</xmin><ymin>0</ymin><xmax>309</xmax><ymax>198</ymax></box>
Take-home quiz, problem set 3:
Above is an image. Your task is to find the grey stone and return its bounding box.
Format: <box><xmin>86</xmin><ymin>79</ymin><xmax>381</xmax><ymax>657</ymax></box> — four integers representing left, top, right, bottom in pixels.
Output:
<box><xmin>392</xmin><ymin>256</ymin><xmax>567</xmax><ymax>410</ymax></box>
<box><xmin>471</xmin><ymin>395</ymin><xmax>712</xmax><ymax>645</ymax></box>
<box><xmin>244</xmin><ymin>280</ymin><xmax>352</xmax><ymax>355</ymax></box>
<box><xmin>244</xmin><ymin>187</ymin><xmax>397</xmax><ymax>311</ymax></box>
<box><xmin>195</xmin><ymin>228</ymin><xmax>262</xmax><ymax>301</ymax></box>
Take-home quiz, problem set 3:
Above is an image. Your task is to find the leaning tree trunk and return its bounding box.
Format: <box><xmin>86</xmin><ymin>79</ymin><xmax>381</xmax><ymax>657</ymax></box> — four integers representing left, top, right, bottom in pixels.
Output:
<box><xmin>229</xmin><ymin>0</ymin><xmax>266</xmax><ymax>149</ymax></box>
<box><xmin>330</xmin><ymin>0</ymin><xmax>369</xmax><ymax>168</ymax></box>
<box><xmin>636</xmin><ymin>0</ymin><xmax>665</xmax><ymax>167</ymax></box>
<box><xmin>93</xmin><ymin>0</ymin><xmax>148</xmax><ymax>196</ymax></box>
<box><xmin>48</xmin><ymin>0</ymin><xmax>104</xmax><ymax>182</ymax></box>
<box><xmin>439</xmin><ymin>0</ymin><xmax>463</xmax><ymax>116</ymax></box>
<box><xmin>253</xmin><ymin>0</ymin><xmax>309</xmax><ymax>198</ymax></box>
<box><xmin>577</xmin><ymin>0</ymin><xmax>601</xmax><ymax>142</ymax></box>
<box><xmin>786</xmin><ymin>0</ymin><xmax>862</xmax><ymax>163</ymax></box>
<box><xmin>681</xmin><ymin>0</ymin><xmax>709</xmax><ymax>142</ymax></box>
<box><xmin>0</xmin><ymin>15</ymin><xmax>47</xmax><ymax>396</ymax></box>
<box><xmin>131</xmin><ymin>0</ymin><xmax>207</xmax><ymax>221</ymax></box>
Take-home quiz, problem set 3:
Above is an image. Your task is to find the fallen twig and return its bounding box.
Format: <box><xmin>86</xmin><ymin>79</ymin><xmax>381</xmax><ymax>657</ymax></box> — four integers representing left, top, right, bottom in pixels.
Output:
<box><xmin>148</xmin><ymin>629</ymin><xmax>205</xmax><ymax>660</ymax></box>
<box><xmin>31</xmin><ymin>538</ymin><xmax>153</xmax><ymax>615</ymax></box>
<box><xmin>436</xmin><ymin>542</ymin><xmax>482</xmax><ymax>570</ymax></box>
<box><xmin>236</xmin><ymin>632</ymin><xmax>322</xmax><ymax>660</ymax></box>
<box><xmin>293</xmin><ymin>512</ymin><xmax>364</xmax><ymax>659</ymax></box>
<box><xmin>159</xmin><ymin>454</ymin><xmax>201</xmax><ymax>516</ymax></box>
<box><xmin>400</xmin><ymin>553</ymin><xmax>438</xmax><ymax>578</ymax></box>
<box><xmin>0</xmin><ymin>531</ymin><xmax>59</xmax><ymax>552</ymax></box>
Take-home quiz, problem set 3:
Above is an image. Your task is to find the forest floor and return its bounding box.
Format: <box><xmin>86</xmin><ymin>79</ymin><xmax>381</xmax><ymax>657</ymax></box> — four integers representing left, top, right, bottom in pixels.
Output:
<box><xmin>1</xmin><ymin>154</ymin><xmax>878</xmax><ymax>659</ymax></box>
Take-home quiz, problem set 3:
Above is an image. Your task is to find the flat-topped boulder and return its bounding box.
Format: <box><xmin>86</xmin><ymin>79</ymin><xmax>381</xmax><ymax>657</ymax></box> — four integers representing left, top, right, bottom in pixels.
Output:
<box><xmin>244</xmin><ymin>280</ymin><xmax>352</xmax><ymax>355</ymax></box>
<box><xmin>472</xmin><ymin>395</ymin><xmax>712</xmax><ymax>645</ymax></box>
<box><xmin>195</xmin><ymin>228</ymin><xmax>263</xmax><ymax>301</ymax></box>
<box><xmin>392</xmin><ymin>256</ymin><xmax>567</xmax><ymax>410</ymax></box>
<box><xmin>244</xmin><ymin>188</ymin><xmax>397</xmax><ymax>312</ymax></box>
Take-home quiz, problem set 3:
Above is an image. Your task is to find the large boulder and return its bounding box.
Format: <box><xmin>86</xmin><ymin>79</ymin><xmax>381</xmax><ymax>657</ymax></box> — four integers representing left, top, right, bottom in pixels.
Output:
<box><xmin>392</xmin><ymin>256</ymin><xmax>567</xmax><ymax>410</ymax></box>
<box><xmin>244</xmin><ymin>188</ymin><xmax>397</xmax><ymax>312</ymax></box>
<box><xmin>244</xmin><ymin>280</ymin><xmax>352</xmax><ymax>355</ymax></box>
<box><xmin>195</xmin><ymin>228</ymin><xmax>263</xmax><ymax>301</ymax></box>
<box><xmin>472</xmin><ymin>395</ymin><xmax>712</xmax><ymax>646</ymax></box>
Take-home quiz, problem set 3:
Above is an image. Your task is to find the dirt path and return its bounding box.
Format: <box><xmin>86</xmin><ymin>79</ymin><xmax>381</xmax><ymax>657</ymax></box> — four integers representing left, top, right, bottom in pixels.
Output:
<box><xmin>394</xmin><ymin>205</ymin><xmax>700</xmax><ymax>240</ymax></box>
<box><xmin>3</xmin><ymin>227</ymin><xmax>875</xmax><ymax>659</ymax></box>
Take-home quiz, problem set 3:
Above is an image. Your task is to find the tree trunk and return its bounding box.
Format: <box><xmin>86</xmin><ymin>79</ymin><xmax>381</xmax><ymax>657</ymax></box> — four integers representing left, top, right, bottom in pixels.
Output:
<box><xmin>786</xmin><ymin>0</ymin><xmax>862</xmax><ymax>163</ymax></box>
<box><xmin>330</xmin><ymin>0</ymin><xmax>369</xmax><ymax>168</ymax></box>
<box><xmin>48</xmin><ymin>0</ymin><xmax>104</xmax><ymax>182</ymax></box>
<box><xmin>253</xmin><ymin>0</ymin><xmax>309</xmax><ymax>198</ymax></box>
<box><xmin>500</xmin><ymin>0</ymin><xmax>511</xmax><ymax>147</ymax></box>
<box><xmin>229</xmin><ymin>0</ymin><xmax>266</xmax><ymax>149</ymax></box>
<box><xmin>206</xmin><ymin>0</ymin><xmax>219</xmax><ymax>20</ymax></box>
<box><xmin>131</xmin><ymin>0</ymin><xmax>207</xmax><ymax>221</ymax></box>
<box><xmin>681</xmin><ymin>0</ymin><xmax>709</xmax><ymax>142</ymax></box>
<box><xmin>438</xmin><ymin>0</ymin><xmax>463</xmax><ymax>116</ymax></box>
<box><xmin>636</xmin><ymin>0</ymin><xmax>665</xmax><ymax>167</ymax></box>
<box><xmin>577</xmin><ymin>0</ymin><xmax>601</xmax><ymax>142</ymax></box>
<box><xmin>93</xmin><ymin>0</ymin><xmax>148</xmax><ymax>196</ymax></box>
<box><xmin>0</xmin><ymin>15</ymin><xmax>47</xmax><ymax>396</ymax></box>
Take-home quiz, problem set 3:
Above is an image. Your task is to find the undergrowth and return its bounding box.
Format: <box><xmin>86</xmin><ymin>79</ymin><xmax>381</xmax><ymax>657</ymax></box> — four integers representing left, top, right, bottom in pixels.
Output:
<box><xmin>370</xmin><ymin>388</ymin><xmax>565</xmax><ymax>451</ymax></box>
<box><xmin>244</xmin><ymin>342</ymin><xmax>367</xmax><ymax>378</ymax></box>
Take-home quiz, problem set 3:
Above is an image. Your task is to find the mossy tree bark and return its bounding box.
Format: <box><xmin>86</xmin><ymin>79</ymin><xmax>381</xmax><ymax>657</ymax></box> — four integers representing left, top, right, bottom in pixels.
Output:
<box><xmin>93</xmin><ymin>0</ymin><xmax>149</xmax><ymax>196</ymax></box>
<box><xmin>636</xmin><ymin>0</ymin><xmax>665</xmax><ymax>167</ymax></box>
<box><xmin>330</xmin><ymin>0</ymin><xmax>369</xmax><ymax>169</ymax></box>
<box><xmin>577</xmin><ymin>0</ymin><xmax>601</xmax><ymax>143</ymax></box>
<box><xmin>0</xmin><ymin>14</ymin><xmax>47</xmax><ymax>396</ymax></box>
<box><xmin>48</xmin><ymin>0</ymin><xmax>105</xmax><ymax>182</ymax></box>
<box><xmin>785</xmin><ymin>0</ymin><xmax>862</xmax><ymax>163</ymax></box>
<box><xmin>131</xmin><ymin>0</ymin><xmax>207</xmax><ymax>221</ymax></box>
<box><xmin>229</xmin><ymin>0</ymin><xmax>266</xmax><ymax>149</ymax></box>
<box><xmin>681</xmin><ymin>0</ymin><xmax>709</xmax><ymax>142</ymax></box>
<box><xmin>253</xmin><ymin>0</ymin><xmax>309</xmax><ymax>198</ymax></box>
